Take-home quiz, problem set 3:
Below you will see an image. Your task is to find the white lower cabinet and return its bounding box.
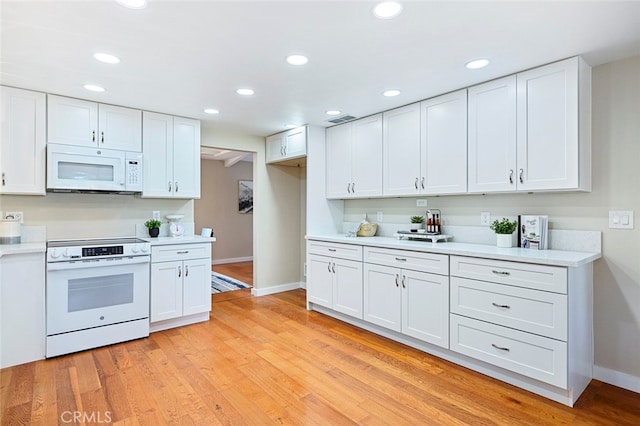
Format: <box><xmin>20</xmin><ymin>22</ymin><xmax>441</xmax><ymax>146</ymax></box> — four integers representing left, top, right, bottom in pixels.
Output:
<box><xmin>363</xmin><ymin>247</ymin><xmax>449</xmax><ymax>348</ymax></box>
<box><xmin>449</xmin><ymin>255</ymin><xmax>589</xmax><ymax>394</ymax></box>
<box><xmin>307</xmin><ymin>242</ymin><xmax>363</xmax><ymax>319</ymax></box>
<box><xmin>150</xmin><ymin>243</ymin><xmax>212</xmax><ymax>330</ymax></box>
<box><xmin>306</xmin><ymin>238</ymin><xmax>595</xmax><ymax>406</ymax></box>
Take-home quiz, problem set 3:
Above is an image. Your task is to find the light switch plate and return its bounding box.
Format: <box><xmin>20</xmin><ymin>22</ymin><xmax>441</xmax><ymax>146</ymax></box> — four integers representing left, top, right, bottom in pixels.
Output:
<box><xmin>376</xmin><ymin>211</ymin><xmax>383</xmax><ymax>222</ymax></box>
<box><xmin>609</xmin><ymin>210</ymin><xmax>634</xmax><ymax>229</ymax></box>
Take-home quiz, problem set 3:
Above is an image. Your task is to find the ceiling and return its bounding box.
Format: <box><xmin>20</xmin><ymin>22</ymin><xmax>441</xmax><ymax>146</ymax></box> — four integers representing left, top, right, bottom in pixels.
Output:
<box><xmin>2</xmin><ymin>0</ymin><xmax>640</xmax><ymax>139</ymax></box>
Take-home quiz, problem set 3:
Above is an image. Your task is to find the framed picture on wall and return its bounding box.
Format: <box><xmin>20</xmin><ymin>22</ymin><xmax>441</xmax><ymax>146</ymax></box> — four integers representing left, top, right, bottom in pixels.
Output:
<box><xmin>238</xmin><ymin>180</ymin><xmax>253</xmax><ymax>214</ymax></box>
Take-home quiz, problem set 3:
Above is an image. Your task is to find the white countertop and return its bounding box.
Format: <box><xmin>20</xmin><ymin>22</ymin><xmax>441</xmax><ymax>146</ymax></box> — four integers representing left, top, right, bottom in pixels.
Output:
<box><xmin>307</xmin><ymin>234</ymin><xmax>601</xmax><ymax>267</ymax></box>
<box><xmin>144</xmin><ymin>235</ymin><xmax>216</xmax><ymax>246</ymax></box>
<box><xmin>0</xmin><ymin>241</ymin><xmax>46</xmax><ymax>258</ymax></box>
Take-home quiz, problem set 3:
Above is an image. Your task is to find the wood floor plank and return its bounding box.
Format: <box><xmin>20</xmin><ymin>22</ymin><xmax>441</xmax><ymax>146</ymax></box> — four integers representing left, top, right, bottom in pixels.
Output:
<box><xmin>2</xmin><ymin>287</ymin><xmax>640</xmax><ymax>425</ymax></box>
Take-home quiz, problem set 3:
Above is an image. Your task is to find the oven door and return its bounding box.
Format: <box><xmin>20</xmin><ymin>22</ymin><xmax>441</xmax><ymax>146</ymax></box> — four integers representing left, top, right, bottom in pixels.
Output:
<box><xmin>46</xmin><ymin>256</ymin><xmax>149</xmax><ymax>335</ymax></box>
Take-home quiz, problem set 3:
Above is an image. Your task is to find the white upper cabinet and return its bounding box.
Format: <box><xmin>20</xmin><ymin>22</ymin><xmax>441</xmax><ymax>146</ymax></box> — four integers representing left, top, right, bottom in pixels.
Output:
<box><xmin>383</xmin><ymin>91</ymin><xmax>467</xmax><ymax>197</ymax></box>
<box><xmin>469</xmin><ymin>57</ymin><xmax>591</xmax><ymax>193</ymax></box>
<box><xmin>382</xmin><ymin>103</ymin><xmax>422</xmax><ymax>196</ymax></box>
<box><xmin>266</xmin><ymin>125</ymin><xmax>307</xmax><ymax>164</ymax></box>
<box><xmin>142</xmin><ymin>112</ymin><xmax>200</xmax><ymax>199</ymax></box>
<box><xmin>468</xmin><ymin>76</ymin><xmax>518</xmax><ymax>193</ymax></box>
<box><xmin>326</xmin><ymin>114</ymin><xmax>382</xmax><ymax>199</ymax></box>
<box><xmin>0</xmin><ymin>86</ymin><xmax>46</xmax><ymax>195</ymax></box>
<box><xmin>516</xmin><ymin>57</ymin><xmax>590</xmax><ymax>191</ymax></box>
<box><xmin>47</xmin><ymin>95</ymin><xmax>142</xmax><ymax>152</ymax></box>
<box><xmin>420</xmin><ymin>89</ymin><xmax>468</xmax><ymax>194</ymax></box>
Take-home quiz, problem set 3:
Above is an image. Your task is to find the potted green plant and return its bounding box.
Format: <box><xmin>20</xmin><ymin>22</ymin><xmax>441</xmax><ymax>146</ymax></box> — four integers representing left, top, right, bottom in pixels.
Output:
<box><xmin>410</xmin><ymin>215</ymin><xmax>424</xmax><ymax>231</ymax></box>
<box><xmin>490</xmin><ymin>217</ymin><xmax>517</xmax><ymax>247</ymax></box>
<box><xmin>144</xmin><ymin>219</ymin><xmax>162</xmax><ymax>238</ymax></box>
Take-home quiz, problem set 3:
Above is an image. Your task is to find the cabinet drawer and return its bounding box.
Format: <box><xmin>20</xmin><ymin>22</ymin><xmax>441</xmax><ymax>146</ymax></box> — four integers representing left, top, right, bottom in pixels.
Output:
<box><xmin>451</xmin><ymin>277</ymin><xmax>567</xmax><ymax>341</ymax></box>
<box><xmin>450</xmin><ymin>256</ymin><xmax>567</xmax><ymax>294</ymax></box>
<box><xmin>450</xmin><ymin>315</ymin><xmax>567</xmax><ymax>388</ymax></box>
<box><xmin>364</xmin><ymin>247</ymin><xmax>448</xmax><ymax>275</ymax></box>
<box><xmin>152</xmin><ymin>243</ymin><xmax>211</xmax><ymax>262</ymax></box>
<box><xmin>307</xmin><ymin>241</ymin><xmax>362</xmax><ymax>261</ymax></box>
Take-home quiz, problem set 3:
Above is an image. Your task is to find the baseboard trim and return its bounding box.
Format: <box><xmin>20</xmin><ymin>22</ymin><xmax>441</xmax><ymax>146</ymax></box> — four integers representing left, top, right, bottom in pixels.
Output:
<box><xmin>594</xmin><ymin>365</ymin><xmax>640</xmax><ymax>394</ymax></box>
<box><xmin>252</xmin><ymin>281</ymin><xmax>303</xmax><ymax>297</ymax></box>
<box><xmin>212</xmin><ymin>256</ymin><xmax>253</xmax><ymax>265</ymax></box>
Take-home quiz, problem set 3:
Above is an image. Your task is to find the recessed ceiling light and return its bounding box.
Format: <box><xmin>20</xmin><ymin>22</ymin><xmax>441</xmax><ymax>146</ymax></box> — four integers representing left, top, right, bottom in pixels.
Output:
<box><xmin>115</xmin><ymin>0</ymin><xmax>147</xmax><ymax>9</ymax></box>
<box><xmin>93</xmin><ymin>52</ymin><xmax>120</xmax><ymax>64</ymax></box>
<box><xmin>465</xmin><ymin>58</ymin><xmax>490</xmax><ymax>69</ymax></box>
<box><xmin>204</xmin><ymin>109</ymin><xmax>219</xmax><ymax>114</ymax></box>
<box><xmin>286</xmin><ymin>55</ymin><xmax>309</xmax><ymax>66</ymax></box>
<box><xmin>373</xmin><ymin>2</ymin><xmax>403</xmax><ymax>19</ymax></box>
<box><xmin>83</xmin><ymin>84</ymin><xmax>105</xmax><ymax>92</ymax></box>
<box><xmin>326</xmin><ymin>110</ymin><xmax>342</xmax><ymax>116</ymax></box>
<box><xmin>236</xmin><ymin>88</ymin><xmax>255</xmax><ymax>96</ymax></box>
<box><xmin>383</xmin><ymin>89</ymin><xmax>401</xmax><ymax>97</ymax></box>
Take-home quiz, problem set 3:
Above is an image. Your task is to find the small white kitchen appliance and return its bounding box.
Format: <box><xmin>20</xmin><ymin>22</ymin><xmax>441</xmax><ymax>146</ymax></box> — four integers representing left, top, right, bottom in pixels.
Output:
<box><xmin>166</xmin><ymin>214</ymin><xmax>185</xmax><ymax>237</ymax></box>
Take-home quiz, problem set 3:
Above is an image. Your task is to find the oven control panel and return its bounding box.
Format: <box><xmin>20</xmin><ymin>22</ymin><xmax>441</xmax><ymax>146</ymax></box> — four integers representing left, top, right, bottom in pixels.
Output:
<box><xmin>47</xmin><ymin>242</ymin><xmax>150</xmax><ymax>262</ymax></box>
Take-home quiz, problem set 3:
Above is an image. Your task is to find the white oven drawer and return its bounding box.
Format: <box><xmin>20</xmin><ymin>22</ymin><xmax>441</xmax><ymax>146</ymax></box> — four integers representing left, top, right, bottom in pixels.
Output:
<box><xmin>151</xmin><ymin>243</ymin><xmax>212</xmax><ymax>262</ymax></box>
<box><xmin>364</xmin><ymin>246</ymin><xmax>448</xmax><ymax>275</ymax></box>
<box><xmin>451</xmin><ymin>277</ymin><xmax>567</xmax><ymax>340</ymax></box>
<box><xmin>450</xmin><ymin>315</ymin><xmax>567</xmax><ymax>388</ymax></box>
<box><xmin>307</xmin><ymin>241</ymin><xmax>362</xmax><ymax>261</ymax></box>
<box><xmin>450</xmin><ymin>256</ymin><xmax>567</xmax><ymax>294</ymax></box>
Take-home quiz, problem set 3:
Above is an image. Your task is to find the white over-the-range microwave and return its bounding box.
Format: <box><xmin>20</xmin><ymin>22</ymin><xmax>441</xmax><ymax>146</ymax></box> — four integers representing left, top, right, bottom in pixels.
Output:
<box><xmin>46</xmin><ymin>143</ymin><xmax>143</xmax><ymax>193</ymax></box>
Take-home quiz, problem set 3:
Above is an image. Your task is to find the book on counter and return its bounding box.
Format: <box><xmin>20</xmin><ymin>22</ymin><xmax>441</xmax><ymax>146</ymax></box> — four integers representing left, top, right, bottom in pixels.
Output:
<box><xmin>518</xmin><ymin>215</ymin><xmax>548</xmax><ymax>250</ymax></box>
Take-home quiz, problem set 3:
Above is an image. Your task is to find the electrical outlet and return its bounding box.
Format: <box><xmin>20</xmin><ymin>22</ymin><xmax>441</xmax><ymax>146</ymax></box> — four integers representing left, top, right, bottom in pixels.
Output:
<box><xmin>377</xmin><ymin>211</ymin><xmax>383</xmax><ymax>222</ymax></box>
<box><xmin>480</xmin><ymin>211</ymin><xmax>491</xmax><ymax>226</ymax></box>
<box><xmin>5</xmin><ymin>211</ymin><xmax>23</xmax><ymax>223</ymax></box>
<box><xmin>416</xmin><ymin>199</ymin><xmax>427</xmax><ymax>207</ymax></box>
<box><xmin>152</xmin><ymin>211</ymin><xmax>160</xmax><ymax>220</ymax></box>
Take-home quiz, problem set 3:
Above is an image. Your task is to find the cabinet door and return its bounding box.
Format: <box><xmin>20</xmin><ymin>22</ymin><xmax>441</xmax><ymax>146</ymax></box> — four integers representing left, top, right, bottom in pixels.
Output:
<box><xmin>516</xmin><ymin>57</ymin><xmax>579</xmax><ymax>191</ymax></box>
<box><xmin>47</xmin><ymin>95</ymin><xmax>98</xmax><ymax>147</ymax></box>
<box><xmin>266</xmin><ymin>133</ymin><xmax>285</xmax><ymax>163</ymax></box>
<box><xmin>325</xmin><ymin>123</ymin><xmax>352</xmax><ymax>199</ymax></box>
<box><xmin>307</xmin><ymin>254</ymin><xmax>334</xmax><ymax>308</ymax></box>
<box><xmin>0</xmin><ymin>86</ymin><xmax>46</xmax><ymax>195</ymax></box>
<box><xmin>383</xmin><ymin>103</ymin><xmax>422</xmax><ymax>196</ymax></box>
<box><xmin>150</xmin><ymin>261</ymin><xmax>183</xmax><ymax>322</ymax></box>
<box><xmin>182</xmin><ymin>259</ymin><xmax>212</xmax><ymax>316</ymax></box>
<box><xmin>401</xmin><ymin>269</ymin><xmax>449</xmax><ymax>348</ymax></box>
<box><xmin>468</xmin><ymin>76</ymin><xmax>517</xmax><ymax>193</ymax></box>
<box><xmin>363</xmin><ymin>263</ymin><xmax>401</xmax><ymax>332</ymax></box>
<box><xmin>351</xmin><ymin>114</ymin><xmax>383</xmax><ymax>198</ymax></box>
<box><xmin>284</xmin><ymin>126</ymin><xmax>306</xmax><ymax>159</ymax></box>
<box><xmin>142</xmin><ymin>112</ymin><xmax>174</xmax><ymax>197</ymax></box>
<box><xmin>333</xmin><ymin>258</ymin><xmax>363</xmax><ymax>319</ymax></box>
<box><xmin>172</xmin><ymin>117</ymin><xmax>201</xmax><ymax>198</ymax></box>
<box><xmin>98</xmin><ymin>104</ymin><xmax>142</xmax><ymax>152</ymax></box>
<box><xmin>420</xmin><ymin>90</ymin><xmax>468</xmax><ymax>195</ymax></box>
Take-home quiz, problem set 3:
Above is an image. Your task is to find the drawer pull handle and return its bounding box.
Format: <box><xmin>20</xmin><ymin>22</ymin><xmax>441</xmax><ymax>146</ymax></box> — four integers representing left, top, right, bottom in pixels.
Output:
<box><xmin>491</xmin><ymin>270</ymin><xmax>510</xmax><ymax>276</ymax></box>
<box><xmin>395</xmin><ymin>257</ymin><xmax>407</xmax><ymax>262</ymax></box>
<box><xmin>177</xmin><ymin>251</ymin><xmax>189</xmax><ymax>254</ymax></box>
<box><xmin>492</xmin><ymin>302</ymin><xmax>511</xmax><ymax>309</ymax></box>
<box><xmin>328</xmin><ymin>248</ymin><xmax>337</xmax><ymax>252</ymax></box>
<box><xmin>491</xmin><ymin>343</ymin><xmax>510</xmax><ymax>352</ymax></box>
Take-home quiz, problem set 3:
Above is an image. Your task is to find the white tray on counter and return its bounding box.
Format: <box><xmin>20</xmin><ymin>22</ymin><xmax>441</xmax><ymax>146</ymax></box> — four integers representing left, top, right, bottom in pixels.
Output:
<box><xmin>395</xmin><ymin>231</ymin><xmax>452</xmax><ymax>242</ymax></box>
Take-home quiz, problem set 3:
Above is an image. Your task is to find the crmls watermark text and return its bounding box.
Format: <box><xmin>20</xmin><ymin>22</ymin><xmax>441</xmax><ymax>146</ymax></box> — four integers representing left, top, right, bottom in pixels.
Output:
<box><xmin>60</xmin><ymin>411</ymin><xmax>112</xmax><ymax>424</ymax></box>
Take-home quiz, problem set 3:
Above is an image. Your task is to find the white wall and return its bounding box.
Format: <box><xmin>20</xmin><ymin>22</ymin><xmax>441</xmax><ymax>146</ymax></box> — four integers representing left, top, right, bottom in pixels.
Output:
<box><xmin>195</xmin><ymin>159</ymin><xmax>253</xmax><ymax>263</ymax></box>
<box><xmin>0</xmin><ymin>193</ymin><xmax>191</xmax><ymax>239</ymax></box>
<box><xmin>340</xmin><ymin>55</ymin><xmax>640</xmax><ymax>388</ymax></box>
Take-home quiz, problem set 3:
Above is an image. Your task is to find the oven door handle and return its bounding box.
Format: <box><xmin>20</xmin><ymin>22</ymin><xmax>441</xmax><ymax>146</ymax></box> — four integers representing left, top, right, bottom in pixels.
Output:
<box><xmin>47</xmin><ymin>255</ymin><xmax>150</xmax><ymax>271</ymax></box>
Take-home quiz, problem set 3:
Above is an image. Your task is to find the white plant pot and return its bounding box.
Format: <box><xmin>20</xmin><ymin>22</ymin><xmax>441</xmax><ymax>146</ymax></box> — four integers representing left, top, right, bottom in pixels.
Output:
<box><xmin>410</xmin><ymin>223</ymin><xmax>424</xmax><ymax>231</ymax></box>
<box><xmin>496</xmin><ymin>233</ymin><xmax>513</xmax><ymax>248</ymax></box>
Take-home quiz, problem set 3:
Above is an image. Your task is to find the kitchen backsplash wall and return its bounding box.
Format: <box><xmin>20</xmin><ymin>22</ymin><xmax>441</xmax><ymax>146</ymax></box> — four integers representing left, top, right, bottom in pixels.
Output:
<box><xmin>0</xmin><ymin>193</ymin><xmax>192</xmax><ymax>240</ymax></box>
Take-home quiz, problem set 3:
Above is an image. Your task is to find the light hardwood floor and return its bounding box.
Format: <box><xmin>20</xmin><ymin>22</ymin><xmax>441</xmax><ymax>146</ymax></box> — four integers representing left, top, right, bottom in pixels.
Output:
<box><xmin>1</xmin><ymin>288</ymin><xmax>639</xmax><ymax>424</ymax></box>
<box><xmin>212</xmin><ymin>262</ymin><xmax>253</xmax><ymax>303</ymax></box>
